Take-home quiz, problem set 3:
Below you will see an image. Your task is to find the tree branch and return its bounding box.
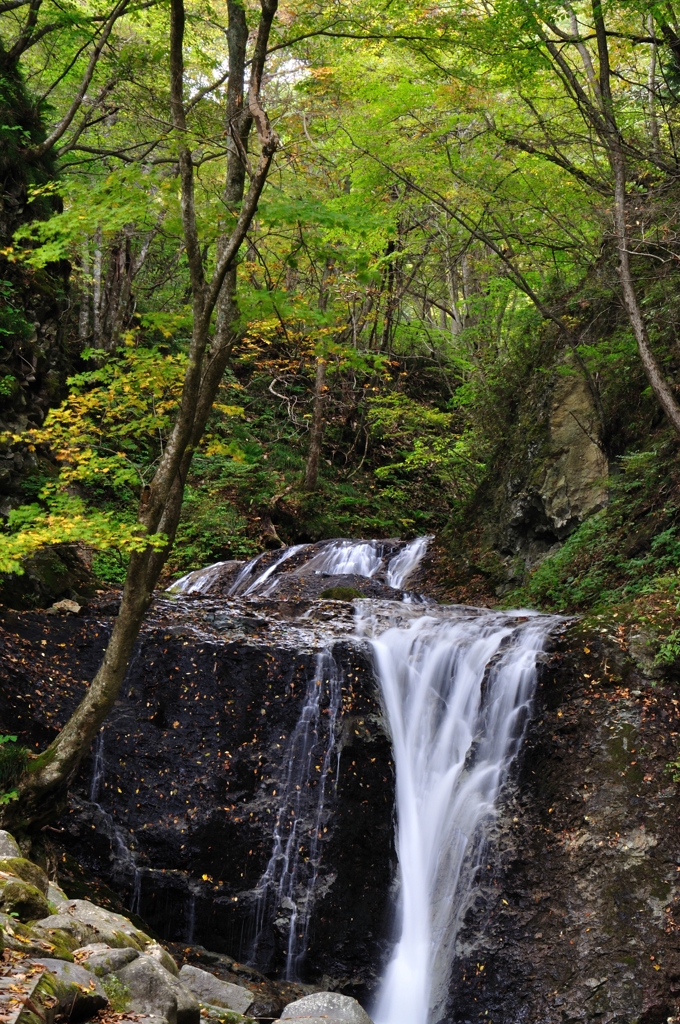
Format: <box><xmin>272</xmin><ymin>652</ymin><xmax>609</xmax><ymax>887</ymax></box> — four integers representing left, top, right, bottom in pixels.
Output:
<box><xmin>27</xmin><ymin>0</ymin><xmax>129</xmax><ymax>160</ymax></box>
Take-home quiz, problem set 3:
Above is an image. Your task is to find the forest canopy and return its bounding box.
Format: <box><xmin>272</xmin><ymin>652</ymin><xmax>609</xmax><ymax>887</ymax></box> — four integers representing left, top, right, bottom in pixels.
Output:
<box><xmin>5</xmin><ymin>0</ymin><xmax>680</xmax><ymax>824</ymax></box>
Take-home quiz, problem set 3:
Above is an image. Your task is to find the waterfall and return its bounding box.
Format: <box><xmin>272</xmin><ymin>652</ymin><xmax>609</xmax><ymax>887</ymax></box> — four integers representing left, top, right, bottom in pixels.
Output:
<box><xmin>386</xmin><ymin>535</ymin><xmax>432</xmax><ymax>590</ymax></box>
<box><xmin>168</xmin><ymin>560</ymin><xmax>236</xmax><ymax>595</ymax></box>
<box><xmin>89</xmin><ymin>729</ymin><xmax>105</xmax><ymax>802</ymax></box>
<box><xmin>249</xmin><ymin>649</ymin><xmax>343</xmax><ymax>979</ymax></box>
<box><xmin>299</xmin><ymin>539</ymin><xmax>385</xmax><ymax>578</ymax></box>
<box><xmin>357</xmin><ymin>604</ymin><xmax>558</xmax><ymax>1024</ymax></box>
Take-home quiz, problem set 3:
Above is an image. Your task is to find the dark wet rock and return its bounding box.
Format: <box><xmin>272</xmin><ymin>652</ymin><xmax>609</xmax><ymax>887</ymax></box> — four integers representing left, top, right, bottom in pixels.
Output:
<box><xmin>0</xmin><ymin>605</ymin><xmax>395</xmax><ymax>998</ymax></box>
<box><xmin>31</xmin><ymin>957</ymin><xmax>108</xmax><ymax>1020</ymax></box>
<box><xmin>178</xmin><ymin>965</ymin><xmax>253</xmax><ymax>1014</ymax></box>
<box><xmin>116</xmin><ymin>953</ymin><xmax>200</xmax><ymax>1024</ymax></box>
<box><xmin>0</xmin><ymin>544</ymin><xmax>98</xmax><ymax>611</ymax></box>
<box><xmin>446</xmin><ymin>623</ymin><xmax>680</xmax><ymax>1023</ymax></box>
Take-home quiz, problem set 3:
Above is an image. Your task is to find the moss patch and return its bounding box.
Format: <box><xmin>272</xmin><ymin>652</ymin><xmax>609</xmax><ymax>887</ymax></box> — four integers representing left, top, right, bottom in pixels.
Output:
<box><xmin>0</xmin><ymin>858</ymin><xmax>49</xmax><ymax>895</ymax></box>
<box><xmin>0</xmin><ymin>879</ymin><xmax>49</xmax><ymax>922</ymax></box>
<box><xmin>320</xmin><ymin>586</ymin><xmax>366</xmax><ymax>600</ymax></box>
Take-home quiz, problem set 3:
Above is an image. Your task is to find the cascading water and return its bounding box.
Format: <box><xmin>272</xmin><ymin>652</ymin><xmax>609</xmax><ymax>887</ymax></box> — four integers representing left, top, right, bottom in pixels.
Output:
<box><xmin>163</xmin><ymin>532</ymin><xmax>556</xmax><ymax>1016</ymax></box>
<box><xmin>250</xmin><ymin>649</ymin><xmax>343</xmax><ymax>979</ymax></box>
<box><xmin>356</xmin><ymin>604</ymin><xmax>559</xmax><ymax>1024</ymax></box>
<box><xmin>385</xmin><ymin>535</ymin><xmax>433</xmax><ymax>589</ymax></box>
<box><xmin>165</xmin><ymin>536</ymin><xmax>432</xmax><ymax>600</ymax></box>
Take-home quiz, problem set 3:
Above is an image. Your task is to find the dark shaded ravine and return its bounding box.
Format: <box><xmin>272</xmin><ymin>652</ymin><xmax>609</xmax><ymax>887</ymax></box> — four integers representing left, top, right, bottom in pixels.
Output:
<box><xmin>0</xmin><ymin>540</ymin><xmax>679</xmax><ymax>1023</ymax></box>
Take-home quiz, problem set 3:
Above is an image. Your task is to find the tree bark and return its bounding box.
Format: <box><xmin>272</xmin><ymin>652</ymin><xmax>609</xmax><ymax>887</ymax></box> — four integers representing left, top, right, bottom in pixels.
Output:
<box><xmin>304</xmin><ymin>356</ymin><xmax>327</xmax><ymax>490</ymax></box>
<box><xmin>591</xmin><ymin>0</ymin><xmax>680</xmax><ymax>437</ymax></box>
<box><xmin>2</xmin><ymin>0</ymin><xmax>280</xmax><ymax>834</ymax></box>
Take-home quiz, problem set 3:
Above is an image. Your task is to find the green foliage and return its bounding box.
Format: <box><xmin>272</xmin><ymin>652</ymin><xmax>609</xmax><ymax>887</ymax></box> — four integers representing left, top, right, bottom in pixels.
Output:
<box><xmin>0</xmin><ymin>736</ymin><xmax>27</xmax><ymax>804</ymax></box>
<box><xmin>100</xmin><ymin>974</ymin><xmax>130</xmax><ymax>1013</ymax></box>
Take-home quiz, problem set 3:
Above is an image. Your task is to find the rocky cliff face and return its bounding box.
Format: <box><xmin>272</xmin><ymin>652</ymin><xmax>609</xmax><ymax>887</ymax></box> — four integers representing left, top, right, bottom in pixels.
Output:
<box><xmin>448</xmin><ymin>624</ymin><xmax>680</xmax><ymax>1024</ymax></box>
<box><xmin>1</xmin><ymin>586</ymin><xmax>679</xmax><ymax>1023</ymax></box>
<box><xmin>0</xmin><ymin>594</ymin><xmax>396</xmax><ymax>1003</ymax></box>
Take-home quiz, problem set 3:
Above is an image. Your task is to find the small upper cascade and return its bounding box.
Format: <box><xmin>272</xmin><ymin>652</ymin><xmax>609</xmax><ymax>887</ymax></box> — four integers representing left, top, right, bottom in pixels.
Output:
<box><xmin>167</xmin><ymin>560</ymin><xmax>239</xmax><ymax>595</ymax></box>
<box><xmin>238</xmin><ymin>545</ymin><xmax>306</xmax><ymax>597</ymax></box>
<box><xmin>165</xmin><ymin>536</ymin><xmax>433</xmax><ymax>601</ymax></box>
<box><xmin>296</xmin><ymin>540</ymin><xmax>386</xmax><ymax>578</ymax></box>
<box><xmin>385</xmin><ymin>535</ymin><xmax>432</xmax><ymax>589</ymax></box>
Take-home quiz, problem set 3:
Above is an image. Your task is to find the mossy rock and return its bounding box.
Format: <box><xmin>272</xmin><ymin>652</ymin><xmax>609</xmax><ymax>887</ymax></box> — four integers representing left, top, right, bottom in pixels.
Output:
<box><xmin>0</xmin><ymin>857</ymin><xmax>49</xmax><ymax>895</ymax></box>
<box><xmin>0</xmin><ymin>913</ymin><xmax>74</xmax><ymax>960</ymax></box>
<box><xmin>199</xmin><ymin>1003</ymin><xmax>257</xmax><ymax>1024</ymax></box>
<box><xmin>319</xmin><ymin>586</ymin><xmax>366</xmax><ymax>600</ymax></box>
<box><xmin>0</xmin><ymin>879</ymin><xmax>50</xmax><ymax>921</ymax></box>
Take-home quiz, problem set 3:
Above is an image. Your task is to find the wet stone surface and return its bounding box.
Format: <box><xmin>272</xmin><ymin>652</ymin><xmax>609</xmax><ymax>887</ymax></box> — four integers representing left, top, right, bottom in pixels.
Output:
<box><xmin>0</xmin><ymin>596</ymin><xmax>396</xmax><ymax>1003</ymax></box>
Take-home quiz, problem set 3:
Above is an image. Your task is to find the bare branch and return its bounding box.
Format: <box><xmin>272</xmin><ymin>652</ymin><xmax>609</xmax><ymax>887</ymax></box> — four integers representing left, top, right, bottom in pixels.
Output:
<box><xmin>27</xmin><ymin>0</ymin><xmax>130</xmax><ymax>160</ymax></box>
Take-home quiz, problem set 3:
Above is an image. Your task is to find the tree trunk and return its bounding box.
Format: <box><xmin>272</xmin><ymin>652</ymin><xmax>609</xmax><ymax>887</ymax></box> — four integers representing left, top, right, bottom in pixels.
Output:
<box><xmin>590</xmin><ymin>0</ymin><xmax>680</xmax><ymax>437</ymax></box>
<box><xmin>1</xmin><ymin>0</ymin><xmax>280</xmax><ymax>835</ymax></box>
<box><xmin>304</xmin><ymin>356</ymin><xmax>327</xmax><ymax>490</ymax></box>
<box><xmin>610</xmin><ymin>145</ymin><xmax>680</xmax><ymax>436</ymax></box>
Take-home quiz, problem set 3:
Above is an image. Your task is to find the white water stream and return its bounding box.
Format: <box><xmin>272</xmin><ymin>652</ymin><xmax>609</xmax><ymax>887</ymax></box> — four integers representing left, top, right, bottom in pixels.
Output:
<box><xmin>355</xmin><ymin>603</ymin><xmax>558</xmax><ymax>1024</ymax></box>
<box><xmin>250</xmin><ymin>649</ymin><xmax>343</xmax><ymax>978</ymax></box>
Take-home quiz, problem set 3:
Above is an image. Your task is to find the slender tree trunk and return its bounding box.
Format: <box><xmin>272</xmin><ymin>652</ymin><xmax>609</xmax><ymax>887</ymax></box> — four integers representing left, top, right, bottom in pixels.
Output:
<box><xmin>590</xmin><ymin>0</ymin><xmax>680</xmax><ymax>436</ymax></box>
<box><xmin>304</xmin><ymin>356</ymin><xmax>327</xmax><ymax>490</ymax></box>
<box><xmin>78</xmin><ymin>243</ymin><xmax>90</xmax><ymax>342</ymax></box>
<box><xmin>610</xmin><ymin>145</ymin><xmax>680</xmax><ymax>434</ymax></box>
<box><xmin>92</xmin><ymin>226</ymin><xmax>103</xmax><ymax>347</ymax></box>
<box><xmin>2</xmin><ymin>0</ymin><xmax>280</xmax><ymax>835</ymax></box>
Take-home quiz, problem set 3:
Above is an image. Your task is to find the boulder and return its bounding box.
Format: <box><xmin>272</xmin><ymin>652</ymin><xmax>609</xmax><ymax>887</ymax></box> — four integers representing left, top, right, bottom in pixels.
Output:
<box><xmin>146</xmin><ymin>941</ymin><xmax>179</xmax><ymax>977</ymax></box>
<box><xmin>0</xmin><ymin>880</ymin><xmax>50</xmax><ymax>922</ymax></box>
<box><xmin>31</xmin><ymin>958</ymin><xmax>108</xmax><ymax>1021</ymax></box>
<box><xmin>178</xmin><ymin>964</ymin><xmax>253</xmax><ymax>1015</ymax></box>
<box><xmin>78</xmin><ymin>944</ymin><xmax>140</xmax><ymax>975</ymax></box>
<box><xmin>199</xmin><ymin>1003</ymin><xmax>253</xmax><ymax>1023</ymax></box>
<box><xmin>47</xmin><ymin>882</ymin><xmax>70</xmax><ymax>909</ymax></box>
<box><xmin>116</xmin><ymin>953</ymin><xmax>200</xmax><ymax>1024</ymax></box>
<box><xmin>0</xmin><ymin>830</ymin><xmax>21</xmax><ymax>858</ymax></box>
<box><xmin>47</xmin><ymin>599</ymin><xmax>81</xmax><ymax>615</ymax></box>
<box><xmin>36</xmin><ymin>898</ymin><xmax>151</xmax><ymax>949</ymax></box>
<box><xmin>281</xmin><ymin>992</ymin><xmax>374</xmax><ymax>1024</ymax></box>
<box><xmin>0</xmin><ymin>913</ymin><xmax>74</xmax><ymax>959</ymax></box>
<box><xmin>0</xmin><ymin>857</ymin><xmax>49</xmax><ymax>895</ymax></box>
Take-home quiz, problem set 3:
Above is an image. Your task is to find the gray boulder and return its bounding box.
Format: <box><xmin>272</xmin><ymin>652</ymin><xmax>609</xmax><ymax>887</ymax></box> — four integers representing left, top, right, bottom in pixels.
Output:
<box><xmin>146</xmin><ymin>941</ymin><xmax>179</xmax><ymax>977</ymax></box>
<box><xmin>47</xmin><ymin>882</ymin><xmax>70</xmax><ymax>909</ymax></box>
<box><xmin>31</xmin><ymin>958</ymin><xmax>108</xmax><ymax>1021</ymax></box>
<box><xmin>178</xmin><ymin>964</ymin><xmax>253</xmax><ymax>1015</ymax></box>
<box><xmin>36</xmin><ymin>899</ymin><xmax>151</xmax><ymax>949</ymax></box>
<box><xmin>281</xmin><ymin>992</ymin><xmax>374</xmax><ymax>1024</ymax></box>
<box><xmin>78</xmin><ymin>944</ymin><xmax>140</xmax><ymax>975</ymax></box>
<box><xmin>0</xmin><ymin>831</ymin><xmax>21</xmax><ymax>858</ymax></box>
<box><xmin>117</xmin><ymin>953</ymin><xmax>200</xmax><ymax>1024</ymax></box>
